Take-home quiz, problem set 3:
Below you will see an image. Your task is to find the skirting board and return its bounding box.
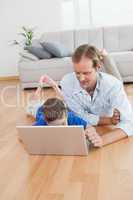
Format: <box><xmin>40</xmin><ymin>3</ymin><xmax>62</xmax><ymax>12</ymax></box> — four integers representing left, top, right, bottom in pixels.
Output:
<box><xmin>0</xmin><ymin>76</ymin><xmax>19</xmax><ymax>81</ymax></box>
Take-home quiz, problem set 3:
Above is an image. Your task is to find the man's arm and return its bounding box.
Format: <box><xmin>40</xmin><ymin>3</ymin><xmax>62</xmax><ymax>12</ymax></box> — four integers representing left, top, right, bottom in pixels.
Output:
<box><xmin>98</xmin><ymin>117</ymin><xmax>112</xmax><ymax>125</ymax></box>
<box><xmin>109</xmin><ymin>82</ymin><xmax>133</xmax><ymax>137</ymax></box>
<box><xmin>98</xmin><ymin>109</ymin><xmax>120</xmax><ymax>125</ymax></box>
<box><xmin>101</xmin><ymin>128</ymin><xmax>127</xmax><ymax>146</ymax></box>
<box><xmin>85</xmin><ymin>126</ymin><xmax>127</xmax><ymax>147</ymax></box>
<box><xmin>86</xmin><ymin>81</ymin><xmax>133</xmax><ymax>147</ymax></box>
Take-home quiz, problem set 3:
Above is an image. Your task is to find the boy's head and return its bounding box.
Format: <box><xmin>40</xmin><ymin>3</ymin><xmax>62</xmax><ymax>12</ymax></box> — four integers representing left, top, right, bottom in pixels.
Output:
<box><xmin>43</xmin><ymin>98</ymin><xmax>68</xmax><ymax>126</ymax></box>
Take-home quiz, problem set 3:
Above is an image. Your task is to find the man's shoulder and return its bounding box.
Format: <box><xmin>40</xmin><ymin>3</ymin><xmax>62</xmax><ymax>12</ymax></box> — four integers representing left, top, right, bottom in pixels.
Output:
<box><xmin>100</xmin><ymin>72</ymin><xmax>122</xmax><ymax>89</ymax></box>
<box><xmin>60</xmin><ymin>72</ymin><xmax>76</xmax><ymax>84</ymax></box>
<box><xmin>60</xmin><ymin>72</ymin><xmax>79</xmax><ymax>90</ymax></box>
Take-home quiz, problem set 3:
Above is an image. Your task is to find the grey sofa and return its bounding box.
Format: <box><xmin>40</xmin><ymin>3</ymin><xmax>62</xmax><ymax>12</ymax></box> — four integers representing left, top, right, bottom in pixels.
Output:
<box><xmin>18</xmin><ymin>25</ymin><xmax>133</xmax><ymax>89</ymax></box>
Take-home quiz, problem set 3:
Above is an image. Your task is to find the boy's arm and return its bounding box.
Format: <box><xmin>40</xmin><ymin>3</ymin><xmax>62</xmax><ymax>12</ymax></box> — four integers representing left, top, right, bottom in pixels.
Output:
<box><xmin>67</xmin><ymin>111</ymin><xmax>87</xmax><ymax>129</ymax></box>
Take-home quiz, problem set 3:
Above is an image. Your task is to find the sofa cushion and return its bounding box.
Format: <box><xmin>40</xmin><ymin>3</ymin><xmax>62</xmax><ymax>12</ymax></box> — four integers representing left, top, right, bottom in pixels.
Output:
<box><xmin>74</xmin><ymin>27</ymin><xmax>103</xmax><ymax>49</ymax></box>
<box><xmin>40</xmin><ymin>30</ymin><xmax>74</xmax><ymax>54</ymax></box>
<box><xmin>103</xmin><ymin>25</ymin><xmax>133</xmax><ymax>52</ymax></box>
<box><xmin>41</xmin><ymin>42</ymin><xmax>72</xmax><ymax>58</ymax></box>
<box><xmin>25</xmin><ymin>40</ymin><xmax>52</xmax><ymax>59</ymax></box>
<box><xmin>19</xmin><ymin>50</ymin><xmax>39</xmax><ymax>61</ymax></box>
<box><xmin>110</xmin><ymin>51</ymin><xmax>133</xmax><ymax>77</ymax></box>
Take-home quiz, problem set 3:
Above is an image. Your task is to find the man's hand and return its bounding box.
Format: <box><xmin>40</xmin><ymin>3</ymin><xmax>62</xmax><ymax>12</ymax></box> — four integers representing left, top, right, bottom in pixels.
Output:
<box><xmin>85</xmin><ymin>126</ymin><xmax>103</xmax><ymax>147</ymax></box>
<box><xmin>111</xmin><ymin>108</ymin><xmax>120</xmax><ymax>125</ymax></box>
<box><xmin>98</xmin><ymin>108</ymin><xmax>120</xmax><ymax>126</ymax></box>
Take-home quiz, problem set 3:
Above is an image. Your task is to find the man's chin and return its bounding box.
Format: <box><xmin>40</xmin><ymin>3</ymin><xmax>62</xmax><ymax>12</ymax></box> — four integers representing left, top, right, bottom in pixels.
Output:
<box><xmin>80</xmin><ymin>83</ymin><xmax>88</xmax><ymax>89</ymax></box>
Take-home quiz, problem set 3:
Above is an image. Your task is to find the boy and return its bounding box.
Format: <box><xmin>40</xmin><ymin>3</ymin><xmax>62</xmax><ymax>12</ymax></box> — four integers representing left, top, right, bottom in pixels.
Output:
<box><xmin>27</xmin><ymin>76</ymin><xmax>102</xmax><ymax>147</ymax></box>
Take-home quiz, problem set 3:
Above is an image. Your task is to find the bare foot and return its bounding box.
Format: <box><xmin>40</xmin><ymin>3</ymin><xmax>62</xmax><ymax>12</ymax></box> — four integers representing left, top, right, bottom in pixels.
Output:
<box><xmin>39</xmin><ymin>74</ymin><xmax>57</xmax><ymax>87</ymax></box>
<box><xmin>85</xmin><ymin>127</ymin><xmax>103</xmax><ymax>147</ymax></box>
<box><xmin>100</xmin><ymin>49</ymin><xmax>108</xmax><ymax>57</ymax></box>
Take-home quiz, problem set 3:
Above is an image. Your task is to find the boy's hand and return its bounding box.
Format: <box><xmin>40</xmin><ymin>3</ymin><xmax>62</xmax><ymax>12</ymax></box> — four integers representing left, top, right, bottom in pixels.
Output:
<box><xmin>39</xmin><ymin>74</ymin><xmax>57</xmax><ymax>88</ymax></box>
<box><xmin>111</xmin><ymin>108</ymin><xmax>120</xmax><ymax>125</ymax></box>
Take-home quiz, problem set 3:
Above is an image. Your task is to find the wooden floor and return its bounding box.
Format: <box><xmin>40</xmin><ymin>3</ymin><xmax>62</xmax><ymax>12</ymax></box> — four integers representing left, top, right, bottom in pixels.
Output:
<box><xmin>0</xmin><ymin>81</ymin><xmax>133</xmax><ymax>200</ymax></box>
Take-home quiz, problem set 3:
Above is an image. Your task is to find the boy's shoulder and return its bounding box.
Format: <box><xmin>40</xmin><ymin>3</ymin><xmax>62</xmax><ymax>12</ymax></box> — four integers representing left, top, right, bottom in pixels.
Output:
<box><xmin>67</xmin><ymin>111</ymin><xmax>87</xmax><ymax>128</ymax></box>
<box><xmin>34</xmin><ymin>105</ymin><xmax>47</xmax><ymax>126</ymax></box>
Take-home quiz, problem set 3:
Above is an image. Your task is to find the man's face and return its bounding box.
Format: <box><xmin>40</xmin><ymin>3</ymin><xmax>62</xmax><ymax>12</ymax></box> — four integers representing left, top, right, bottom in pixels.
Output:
<box><xmin>74</xmin><ymin>57</ymin><xmax>97</xmax><ymax>90</ymax></box>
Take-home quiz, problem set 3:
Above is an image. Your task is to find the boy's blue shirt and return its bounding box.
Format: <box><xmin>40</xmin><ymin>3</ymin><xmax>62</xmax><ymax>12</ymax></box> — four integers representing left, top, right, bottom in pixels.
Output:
<box><xmin>34</xmin><ymin>106</ymin><xmax>88</xmax><ymax>129</ymax></box>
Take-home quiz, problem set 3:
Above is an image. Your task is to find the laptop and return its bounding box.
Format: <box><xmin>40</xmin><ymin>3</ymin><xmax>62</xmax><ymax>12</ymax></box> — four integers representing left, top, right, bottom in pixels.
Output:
<box><xmin>16</xmin><ymin>126</ymin><xmax>90</xmax><ymax>155</ymax></box>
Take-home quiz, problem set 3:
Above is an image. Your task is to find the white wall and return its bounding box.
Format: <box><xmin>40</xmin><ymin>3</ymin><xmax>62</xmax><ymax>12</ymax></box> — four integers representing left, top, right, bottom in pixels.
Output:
<box><xmin>0</xmin><ymin>0</ymin><xmax>63</xmax><ymax>77</ymax></box>
<box><xmin>92</xmin><ymin>0</ymin><xmax>133</xmax><ymax>26</ymax></box>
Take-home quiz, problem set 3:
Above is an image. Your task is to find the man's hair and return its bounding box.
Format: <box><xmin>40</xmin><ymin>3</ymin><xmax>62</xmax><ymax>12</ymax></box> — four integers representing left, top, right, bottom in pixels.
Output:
<box><xmin>42</xmin><ymin>98</ymin><xmax>67</xmax><ymax>123</ymax></box>
<box><xmin>72</xmin><ymin>44</ymin><xmax>103</xmax><ymax>68</ymax></box>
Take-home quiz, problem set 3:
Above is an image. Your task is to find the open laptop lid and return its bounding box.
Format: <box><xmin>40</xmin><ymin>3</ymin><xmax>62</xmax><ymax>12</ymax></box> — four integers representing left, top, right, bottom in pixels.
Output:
<box><xmin>16</xmin><ymin>126</ymin><xmax>89</xmax><ymax>156</ymax></box>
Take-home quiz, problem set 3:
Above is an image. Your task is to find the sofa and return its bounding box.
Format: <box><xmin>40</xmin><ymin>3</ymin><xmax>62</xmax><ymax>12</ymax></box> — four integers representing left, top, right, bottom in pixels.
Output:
<box><xmin>18</xmin><ymin>25</ymin><xmax>133</xmax><ymax>89</ymax></box>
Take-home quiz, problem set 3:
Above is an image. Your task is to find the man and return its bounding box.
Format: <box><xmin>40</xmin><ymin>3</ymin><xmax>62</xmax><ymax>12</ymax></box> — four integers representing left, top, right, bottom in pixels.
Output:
<box><xmin>60</xmin><ymin>45</ymin><xmax>133</xmax><ymax>147</ymax></box>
